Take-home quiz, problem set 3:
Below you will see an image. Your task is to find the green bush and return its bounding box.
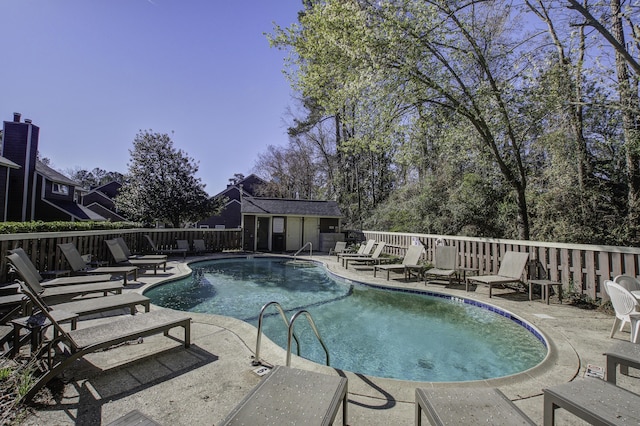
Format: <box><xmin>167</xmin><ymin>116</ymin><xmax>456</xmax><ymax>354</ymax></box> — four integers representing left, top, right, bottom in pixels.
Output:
<box><xmin>0</xmin><ymin>221</ymin><xmax>141</xmax><ymax>234</ymax></box>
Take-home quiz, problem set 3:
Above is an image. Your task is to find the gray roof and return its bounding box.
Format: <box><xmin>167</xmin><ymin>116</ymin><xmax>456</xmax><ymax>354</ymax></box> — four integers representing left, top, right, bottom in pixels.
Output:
<box><xmin>35</xmin><ymin>160</ymin><xmax>79</xmax><ymax>186</ymax></box>
<box><xmin>44</xmin><ymin>199</ymin><xmax>107</xmax><ymax>221</ymax></box>
<box><xmin>241</xmin><ymin>197</ymin><xmax>342</xmax><ymax>217</ymax></box>
<box><xmin>0</xmin><ymin>156</ymin><xmax>20</xmax><ymax>169</ymax></box>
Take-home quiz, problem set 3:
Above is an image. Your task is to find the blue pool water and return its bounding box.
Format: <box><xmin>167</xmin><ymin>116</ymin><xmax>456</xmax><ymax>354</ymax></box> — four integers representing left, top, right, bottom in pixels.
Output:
<box><xmin>145</xmin><ymin>257</ymin><xmax>547</xmax><ymax>382</ymax></box>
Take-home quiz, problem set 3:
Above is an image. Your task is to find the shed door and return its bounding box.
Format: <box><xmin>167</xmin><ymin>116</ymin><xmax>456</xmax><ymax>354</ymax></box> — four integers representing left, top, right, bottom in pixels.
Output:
<box><xmin>286</xmin><ymin>217</ymin><xmax>302</xmax><ymax>251</ymax></box>
<box><xmin>303</xmin><ymin>217</ymin><xmax>319</xmax><ymax>250</ymax></box>
<box><xmin>272</xmin><ymin>217</ymin><xmax>285</xmax><ymax>252</ymax></box>
<box><xmin>256</xmin><ymin>217</ymin><xmax>270</xmax><ymax>251</ymax></box>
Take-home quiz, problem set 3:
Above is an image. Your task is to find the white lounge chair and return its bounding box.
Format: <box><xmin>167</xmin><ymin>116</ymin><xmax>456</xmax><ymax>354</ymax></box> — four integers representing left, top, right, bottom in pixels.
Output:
<box><xmin>7</xmin><ymin>251</ymin><xmax>124</xmax><ymax>301</ymax></box>
<box><xmin>466</xmin><ymin>251</ymin><xmax>529</xmax><ymax>298</ymax></box>
<box><xmin>193</xmin><ymin>239</ymin><xmax>208</xmax><ymax>254</ymax></box>
<box><xmin>176</xmin><ymin>239</ymin><xmax>191</xmax><ymax>253</ymax></box>
<box><xmin>337</xmin><ymin>239</ymin><xmax>376</xmax><ymax>264</ymax></box>
<box><xmin>143</xmin><ymin>235</ymin><xmax>187</xmax><ymax>260</ymax></box>
<box><xmin>114</xmin><ymin>237</ymin><xmax>167</xmax><ymax>261</ymax></box>
<box><xmin>344</xmin><ymin>242</ymin><xmax>386</xmax><ymax>269</ymax></box>
<box><xmin>329</xmin><ymin>241</ymin><xmax>347</xmax><ymax>257</ymax></box>
<box><xmin>58</xmin><ymin>243</ymin><xmax>139</xmax><ymax>285</ymax></box>
<box><xmin>105</xmin><ymin>239</ymin><xmax>167</xmax><ymax>275</ymax></box>
<box><xmin>16</xmin><ymin>285</ymin><xmax>191</xmax><ymax>402</ymax></box>
<box><xmin>423</xmin><ymin>246</ymin><xmax>457</xmax><ymax>285</ymax></box>
<box><xmin>374</xmin><ymin>245</ymin><xmax>424</xmax><ymax>280</ymax></box>
<box><xmin>220</xmin><ymin>365</ymin><xmax>347</xmax><ymax>426</ymax></box>
<box><xmin>9</xmin><ymin>248</ymin><xmax>113</xmax><ymax>287</ymax></box>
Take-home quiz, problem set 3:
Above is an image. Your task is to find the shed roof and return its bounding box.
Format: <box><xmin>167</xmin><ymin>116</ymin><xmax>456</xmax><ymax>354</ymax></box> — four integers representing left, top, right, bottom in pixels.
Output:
<box><xmin>241</xmin><ymin>197</ymin><xmax>341</xmax><ymax>217</ymax></box>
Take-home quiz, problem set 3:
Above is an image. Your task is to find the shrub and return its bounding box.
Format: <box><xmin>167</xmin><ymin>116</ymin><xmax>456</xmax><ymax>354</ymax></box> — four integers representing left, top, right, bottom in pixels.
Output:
<box><xmin>0</xmin><ymin>221</ymin><xmax>141</xmax><ymax>234</ymax></box>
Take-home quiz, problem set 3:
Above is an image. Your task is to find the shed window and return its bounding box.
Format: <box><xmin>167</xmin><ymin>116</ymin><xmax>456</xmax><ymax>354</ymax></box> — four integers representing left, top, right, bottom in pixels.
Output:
<box><xmin>52</xmin><ymin>183</ymin><xmax>69</xmax><ymax>195</ymax></box>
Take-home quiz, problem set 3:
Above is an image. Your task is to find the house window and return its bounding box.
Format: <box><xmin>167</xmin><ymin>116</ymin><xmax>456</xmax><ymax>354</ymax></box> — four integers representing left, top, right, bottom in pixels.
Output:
<box><xmin>52</xmin><ymin>183</ymin><xmax>69</xmax><ymax>195</ymax></box>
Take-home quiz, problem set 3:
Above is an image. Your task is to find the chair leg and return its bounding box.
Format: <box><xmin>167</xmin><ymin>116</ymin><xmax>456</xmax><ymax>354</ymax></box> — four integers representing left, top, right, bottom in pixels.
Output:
<box><xmin>631</xmin><ymin>318</ymin><xmax>640</xmax><ymax>343</ymax></box>
<box><xmin>610</xmin><ymin>318</ymin><xmax>621</xmax><ymax>338</ymax></box>
<box><xmin>619</xmin><ymin>319</ymin><xmax>627</xmax><ymax>332</ymax></box>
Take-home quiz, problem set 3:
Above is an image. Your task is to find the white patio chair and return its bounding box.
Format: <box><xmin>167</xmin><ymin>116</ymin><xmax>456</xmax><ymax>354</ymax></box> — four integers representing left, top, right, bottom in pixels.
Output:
<box><xmin>604</xmin><ymin>280</ymin><xmax>640</xmax><ymax>343</ymax></box>
<box><xmin>613</xmin><ymin>275</ymin><xmax>640</xmax><ymax>302</ymax></box>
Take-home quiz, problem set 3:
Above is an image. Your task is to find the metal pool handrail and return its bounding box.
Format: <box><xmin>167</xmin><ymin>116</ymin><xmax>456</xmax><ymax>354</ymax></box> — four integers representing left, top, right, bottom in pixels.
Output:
<box><xmin>253</xmin><ymin>301</ymin><xmax>300</xmax><ymax>366</ymax></box>
<box><xmin>293</xmin><ymin>242</ymin><xmax>313</xmax><ymax>261</ymax></box>
<box><xmin>287</xmin><ymin>310</ymin><xmax>330</xmax><ymax>367</ymax></box>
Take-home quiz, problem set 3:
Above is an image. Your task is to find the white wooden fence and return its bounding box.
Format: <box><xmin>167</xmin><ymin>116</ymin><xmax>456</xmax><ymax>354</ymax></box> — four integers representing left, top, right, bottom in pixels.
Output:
<box><xmin>364</xmin><ymin>231</ymin><xmax>640</xmax><ymax>301</ymax></box>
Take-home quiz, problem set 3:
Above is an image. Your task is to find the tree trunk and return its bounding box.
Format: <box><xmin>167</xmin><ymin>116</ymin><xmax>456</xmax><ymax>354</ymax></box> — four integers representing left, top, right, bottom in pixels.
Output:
<box><xmin>516</xmin><ymin>185</ymin><xmax>530</xmax><ymax>241</ymax></box>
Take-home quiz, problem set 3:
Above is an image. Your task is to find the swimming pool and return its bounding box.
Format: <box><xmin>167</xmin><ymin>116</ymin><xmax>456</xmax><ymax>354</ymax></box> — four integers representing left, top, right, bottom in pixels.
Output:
<box><xmin>145</xmin><ymin>257</ymin><xmax>547</xmax><ymax>382</ymax></box>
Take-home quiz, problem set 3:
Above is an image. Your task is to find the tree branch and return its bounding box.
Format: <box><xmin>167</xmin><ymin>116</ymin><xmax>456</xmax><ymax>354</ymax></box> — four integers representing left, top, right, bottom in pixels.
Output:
<box><xmin>565</xmin><ymin>0</ymin><xmax>640</xmax><ymax>75</ymax></box>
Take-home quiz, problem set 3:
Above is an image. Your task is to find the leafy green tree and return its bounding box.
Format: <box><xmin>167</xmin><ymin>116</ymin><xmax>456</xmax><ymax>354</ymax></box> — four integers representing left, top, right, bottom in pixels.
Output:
<box><xmin>264</xmin><ymin>0</ymin><xmax>638</xmax><ymax>245</ymax></box>
<box><xmin>67</xmin><ymin>167</ymin><xmax>125</xmax><ymax>188</ymax></box>
<box><xmin>115</xmin><ymin>130</ymin><xmax>222</xmax><ymax>228</ymax></box>
<box><xmin>273</xmin><ymin>0</ymin><xmax>542</xmax><ymax>239</ymax></box>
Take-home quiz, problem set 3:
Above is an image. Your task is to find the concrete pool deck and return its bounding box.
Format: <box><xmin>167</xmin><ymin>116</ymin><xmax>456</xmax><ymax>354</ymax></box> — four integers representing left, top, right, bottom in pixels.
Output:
<box><xmin>19</xmin><ymin>253</ymin><xmax>640</xmax><ymax>425</ymax></box>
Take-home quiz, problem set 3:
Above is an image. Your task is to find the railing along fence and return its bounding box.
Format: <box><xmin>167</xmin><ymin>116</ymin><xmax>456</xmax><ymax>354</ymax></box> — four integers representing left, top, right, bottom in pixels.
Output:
<box><xmin>364</xmin><ymin>231</ymin><xmax>640</xmax><ymax>301</ymax></box>
<box><xmin>0</xmin><ymin>228</ymin><xmax>242</xmax><ymax>283</ymax></box>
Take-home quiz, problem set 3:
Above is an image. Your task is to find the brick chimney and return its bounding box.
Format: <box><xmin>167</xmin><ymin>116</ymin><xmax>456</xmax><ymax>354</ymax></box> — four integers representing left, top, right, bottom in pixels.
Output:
<box><xmin>2</xmin><ymin>113</ymin><xmax>40</xmax><ymax>221</ymax></box>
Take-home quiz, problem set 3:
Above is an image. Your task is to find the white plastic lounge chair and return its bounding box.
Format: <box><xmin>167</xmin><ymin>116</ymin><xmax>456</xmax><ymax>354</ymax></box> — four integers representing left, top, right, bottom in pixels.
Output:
<box><xmin>9</xmin><ymin>248</ymin><xmax>113</xmax><ymax>287</ymax></box>
<box><xmin>105</xmin><ymin>239</ymin><xmax>167</xmax><ymax>274</ymax></box>
<box><xmin>143</xmin><ymin>235</ymin><xmax>187</xmax><ymax>259</ymax></box>
<box><xmin>7</xmin><ymin>252</ymin><xmax>123</xmax><ymax>302</ymax></box>
<box><xmin>374</xmin><ymin>245</ymin><xmax>424</xmax><ymax>280</ymax></box>
<box><xmin>114</xmin><ymin>237</ymin><xmax>167</xmax><ymax>261</ymax></box>
<box><xmin>423</xmin><ymin>246</ymin><xmax>457</xmax><ymax>285</ymax></box>
<box><xmin>605</xmin><ymin>280</ymin><xmax>640</xmax><ymax>343</ymax></box>
<box><xmin>16</xmin><ymin>283</ymin><xmax>191</xmax><ymax>402</ymax></box>
<box><xmin>344</xmin><ymin>242</ymin><xmax>386</xmax><ymax>269</ymax></box>
<box><xmin>466</xmin><ymin>251</ymin><xmax>529</xmax><ymax>298</ymax></box>
<box><xmin>58</xmin><ymin>243</ymin><xmax>138</xmax><ymax>285</ymax></box>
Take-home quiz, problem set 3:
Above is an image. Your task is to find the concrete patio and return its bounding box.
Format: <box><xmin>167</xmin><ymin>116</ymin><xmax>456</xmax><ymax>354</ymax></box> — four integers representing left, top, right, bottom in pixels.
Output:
<box><xmin>19</xmin><ymin>253</ymin><xmax>640</xmax><ymax>425</ymax></box>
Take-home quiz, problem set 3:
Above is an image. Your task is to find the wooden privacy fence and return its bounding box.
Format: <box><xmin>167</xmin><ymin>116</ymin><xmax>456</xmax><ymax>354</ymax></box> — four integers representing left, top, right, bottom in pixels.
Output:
<box><xmin>0</xmin><ymin>228</ymin><xmax>242</xmax><ymax>283</ymax></box>
<box><xmin>364</xmin><ymin>231</ymin><xmax>640</xmax><ymax>301</ymax></box>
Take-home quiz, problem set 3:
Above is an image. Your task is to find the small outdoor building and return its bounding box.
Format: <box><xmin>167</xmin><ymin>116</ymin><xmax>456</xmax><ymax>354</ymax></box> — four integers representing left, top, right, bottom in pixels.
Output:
<box><xmin>241</xmin><ymin>197</ymin><xmax>343</xmax><ymax>252</ymax></box>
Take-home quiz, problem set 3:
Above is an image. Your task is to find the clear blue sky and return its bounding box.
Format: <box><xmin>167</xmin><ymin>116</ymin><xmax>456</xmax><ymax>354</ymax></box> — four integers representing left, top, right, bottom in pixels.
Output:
<box><xmin>1</xmin><ymin>1</ymin><xmax>300</xmax><ymax>194</ymax></box>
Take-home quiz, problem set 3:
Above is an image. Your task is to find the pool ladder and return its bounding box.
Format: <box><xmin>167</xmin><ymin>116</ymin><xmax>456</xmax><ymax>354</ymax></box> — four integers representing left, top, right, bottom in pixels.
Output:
<box><xmin>252</xmin><ymin>301</ymin><xmax>330</xmax><ymax>367</ymax></box>
<box><xmin>293</xmin><ymin>242</ymin><xmax>313</xmax><ymax>261</ymax></box>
